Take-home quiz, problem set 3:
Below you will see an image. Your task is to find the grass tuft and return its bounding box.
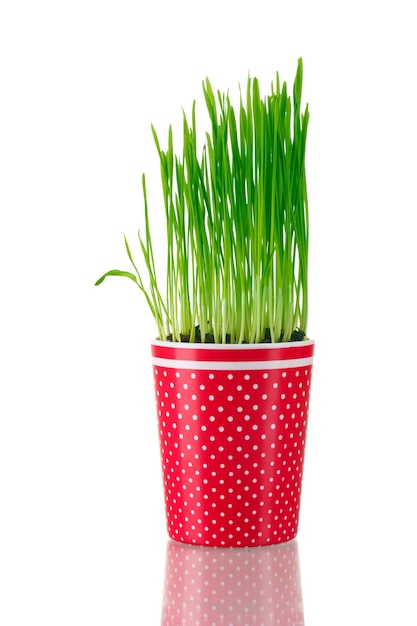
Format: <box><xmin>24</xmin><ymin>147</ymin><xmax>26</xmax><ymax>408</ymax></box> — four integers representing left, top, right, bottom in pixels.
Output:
<box><xmin>96</xmin><ymin>59</ymin><xmax>310</xmax><ymax>344</ymax></box>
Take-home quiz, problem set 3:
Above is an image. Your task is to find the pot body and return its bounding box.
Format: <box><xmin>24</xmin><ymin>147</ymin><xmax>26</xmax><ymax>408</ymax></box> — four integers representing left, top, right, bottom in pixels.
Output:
<box><xmin>151</xmin><ymin>340</ymin><xmax>314</xmax><ymax>547</ymax></box>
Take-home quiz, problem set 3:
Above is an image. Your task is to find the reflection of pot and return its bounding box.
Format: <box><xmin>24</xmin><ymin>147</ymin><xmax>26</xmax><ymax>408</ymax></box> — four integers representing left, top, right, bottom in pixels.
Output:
<box><xmin>161</xmin><ymin>539</ymin><xmax>305</xmax><ymax>625</ymax></box>
<box><xmin>152</xmin><ymin>340</ymin><xmax>314</xmax><ymax>547</ymax></box>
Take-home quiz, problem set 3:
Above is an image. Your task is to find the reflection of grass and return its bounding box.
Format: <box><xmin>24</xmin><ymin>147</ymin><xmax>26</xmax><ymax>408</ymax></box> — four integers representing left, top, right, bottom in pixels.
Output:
<box><xmin>96</xmin><ymin>59</ymin><xmax>310</xmax><ymax>344</ymax></box>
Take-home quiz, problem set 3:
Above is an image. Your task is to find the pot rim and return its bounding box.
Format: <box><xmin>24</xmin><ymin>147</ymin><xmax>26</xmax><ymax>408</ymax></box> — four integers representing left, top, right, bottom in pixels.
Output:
<box><xmin>151</xmin><ymin>338</ymin><xmax>314</xmax><ymax>351</ymax></box>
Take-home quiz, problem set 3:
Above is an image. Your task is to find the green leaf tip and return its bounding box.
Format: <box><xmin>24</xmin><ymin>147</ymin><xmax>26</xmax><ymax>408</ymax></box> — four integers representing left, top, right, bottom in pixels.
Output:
<box><xmin>94</xmin><ymin>270</ymin><xmax>138</xmax><ymax>286</ymax></box>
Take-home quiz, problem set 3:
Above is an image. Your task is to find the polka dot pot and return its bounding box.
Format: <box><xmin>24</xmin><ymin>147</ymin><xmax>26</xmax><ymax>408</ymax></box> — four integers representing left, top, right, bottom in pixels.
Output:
<box><xmin>151</xmin><ymin>340</ymin><xmax>314</xmax><ymax>548</ymax></box>
<box><xmin>162</xmin><ymin>539</ymin><xmax>304</xmax><ymax>625</ymax></box>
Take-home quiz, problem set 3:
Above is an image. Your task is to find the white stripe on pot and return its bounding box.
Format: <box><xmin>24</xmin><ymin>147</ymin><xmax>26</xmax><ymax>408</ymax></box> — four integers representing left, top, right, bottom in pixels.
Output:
<box><xmin>152</xmin><ymin>357</ymin><xmax>314</xmax><ymax>371</ymax></box>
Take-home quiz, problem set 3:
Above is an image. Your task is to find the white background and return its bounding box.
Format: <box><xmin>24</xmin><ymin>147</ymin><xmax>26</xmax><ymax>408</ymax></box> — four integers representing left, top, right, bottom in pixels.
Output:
<box><xmin>1</xmin><ymin>1</ymin><xmax>416</xmax><ymax>624</ymax></box>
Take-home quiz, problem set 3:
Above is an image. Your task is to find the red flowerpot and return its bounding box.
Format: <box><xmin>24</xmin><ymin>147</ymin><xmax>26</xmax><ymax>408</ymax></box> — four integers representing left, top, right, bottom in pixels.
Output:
<box><xmin>151</xmin><ymin>340</ymin><xmax>314</xmax><ymax>547</ymax></box>
<box><xmin>161</xmin><ymin>539</ymin><xmax>304</xmax><ymax>625</ymax></box>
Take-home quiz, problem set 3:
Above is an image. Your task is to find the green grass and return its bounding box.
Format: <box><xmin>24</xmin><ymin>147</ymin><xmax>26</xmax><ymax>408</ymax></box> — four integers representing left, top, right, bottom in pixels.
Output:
<box><xmin>96</xmin><ymin>58</ymin><xmax>310</xmax><ymax>344</ymax></box>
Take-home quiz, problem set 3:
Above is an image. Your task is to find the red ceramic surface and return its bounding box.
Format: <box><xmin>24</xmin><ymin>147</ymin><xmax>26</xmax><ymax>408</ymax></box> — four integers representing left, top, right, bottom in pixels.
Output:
<box><xmin>152</xmin><ymin>340</ymin><xmax>314</xmax><ymax>547</ymax></box>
